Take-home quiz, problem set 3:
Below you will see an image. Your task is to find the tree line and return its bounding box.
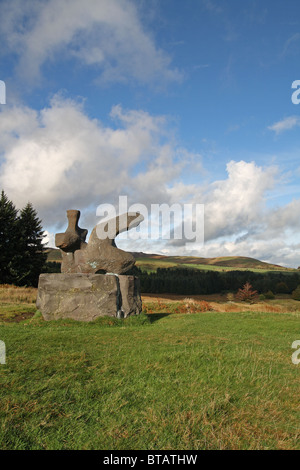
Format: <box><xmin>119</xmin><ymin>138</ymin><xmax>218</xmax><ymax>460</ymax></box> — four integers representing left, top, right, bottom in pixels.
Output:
<box><xmin>0</xmin><ymin>191</ymin><xmax>47</xmax><ymax>286</ymax></box>
<box><xmin>129</xmin><ymin>266</ymin><xmax>300</xmax><ymax>296</ymax></box>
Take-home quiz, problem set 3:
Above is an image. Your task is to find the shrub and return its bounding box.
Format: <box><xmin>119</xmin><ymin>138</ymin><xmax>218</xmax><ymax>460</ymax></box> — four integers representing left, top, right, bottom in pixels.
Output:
<box><xmin>197</xmin><ymin>300</ymin><xmax>213</xmax><ymax>312</ymax></box>
<box><xmin>265</xmin><ymin>290</ymin><xmax>275</xmax><ymax>299</ymax></box>
<box><xmin>235</xmin><ymin>282</ymin><xmax>258</xmax><ymax>303</ymax></box>
<box><xmin>292</xmin><ymin>285</ymin><xmax>300</xmax><ymax>301</ymax></box>
<box><xmin>226</xmin><ymin>293</ymin><xmax>235</xmax><ymax>302</ymax></box>
<box><xmin>259</xmin><ymin>294</ymin><xmax>266</xmax><ymax>301</ymax></box>
<box><xmin>173</xmin><ymin>300</ymin><xmax>213</xmax><ymax>314</ymax></box>
<box><xmin>275</xmin><ymin>282</ymin><xmax>289</xmax><ymax>294</ymax></box>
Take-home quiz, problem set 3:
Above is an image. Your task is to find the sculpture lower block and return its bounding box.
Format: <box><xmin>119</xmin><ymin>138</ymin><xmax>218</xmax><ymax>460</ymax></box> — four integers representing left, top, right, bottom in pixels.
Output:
<box><xmin>36</xmin><ymin>273</ymin><xmax>142</xmax><ymax>321</ymax></box>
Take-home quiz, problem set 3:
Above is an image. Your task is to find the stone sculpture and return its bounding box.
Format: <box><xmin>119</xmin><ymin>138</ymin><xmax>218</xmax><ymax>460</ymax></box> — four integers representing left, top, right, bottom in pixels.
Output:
<box><xmin>36</xmin><ymin>272</ymin><xmax>142</xmax><ymax>321</ymax></box>
<box><xmin>37</xmin><ymin>209</ymin><xmax>144</xmax><ymax>321</ymax></box>
<box><xmin>55</xmin><ymin>209</ymin><xmax>144</xmax><ymax>274</ymax></box>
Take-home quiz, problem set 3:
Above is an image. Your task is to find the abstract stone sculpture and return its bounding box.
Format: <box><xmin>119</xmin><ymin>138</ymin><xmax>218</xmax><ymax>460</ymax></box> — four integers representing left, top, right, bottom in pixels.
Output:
<box><xmin>36</xmin><ymin>208</ymin><xmax>144</xmax><ymax>321</ymax></box>
<box><xmin>55</xmin><ymin>209</ymin><xmax>88</xmax><ymax>252</ymax></box>
<box><xmin>55</xmin><ymin>209</ymin><xmax>144</xmax><ymax>274</ymax></box>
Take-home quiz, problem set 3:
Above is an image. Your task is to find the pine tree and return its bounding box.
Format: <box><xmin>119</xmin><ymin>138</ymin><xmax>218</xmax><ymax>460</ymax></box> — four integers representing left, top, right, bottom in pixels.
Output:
<box><xmin>235</xmin><ymin>282</ymin><xmax>258</xmax><ymax>303</ymax></box>
<box><xmin>0</xmin><ymin>191</ymin><xmax>19</xmax><ymax>284</ymax></box>
<box><xmin>15</xmin><ymin>202</ymin><xmax>47</xmax><ymax>286</ymax></box>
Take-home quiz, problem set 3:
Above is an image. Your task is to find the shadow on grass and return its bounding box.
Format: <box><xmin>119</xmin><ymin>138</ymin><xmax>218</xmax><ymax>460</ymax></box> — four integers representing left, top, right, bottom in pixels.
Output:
<box><xmin>146</xmin><ymin>313</ymin><xmax>171</xmax><ymax>324</ymax></box>
<box><xmin>29</xmin><ymin>311</ymin><xmax>156</xmax><ymax>328</ymax></box>
<box><xmin>7</xmin><ymin>310</ymin><xmax>170</xmax><ymax>327</ymax></box>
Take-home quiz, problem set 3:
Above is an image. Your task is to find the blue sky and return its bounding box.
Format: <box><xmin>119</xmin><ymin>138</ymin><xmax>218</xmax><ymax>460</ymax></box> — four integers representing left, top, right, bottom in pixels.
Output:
<box><xmin>1</xmin><ymin>0</ymin><xmax>300</xmax><ymax>267</ymax></box>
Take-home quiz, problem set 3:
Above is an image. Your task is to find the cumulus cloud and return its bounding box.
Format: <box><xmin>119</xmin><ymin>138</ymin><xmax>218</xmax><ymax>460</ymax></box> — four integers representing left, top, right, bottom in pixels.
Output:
<box><xmin>187</xmin><ymin>238</ymin><xmax>298</xmax><ymax>267</ymax></box>
<box><xmin>0</xmin><ymin>0</ymin><xmax>182</xmax><ymax>87</ymax></box>
<box><xmin>151</xmin><ymin>160</ymin><xmax>300</xmax><ymax>268</ymax></box>
<box><xmin>1</xmin><ymin>94</ymin><xmax>300</xmax><ymax>267</ymax></box>
<box><xmin>165</xmin><ymin>160</ymin><xmax>275</xmax><ymax>243</ymax></box>
<box><xmin>266</xmin><ymin>199</ymin><xmax>300</xmax><ymax>235</ymax></box>
<box><xmin>0</xmin><ymin>95</ymin><xmax>191</xmax><ymax>227</ymax></box>
<box><xmin>203</xmin><ymin>160</ymin><xmax>277</xmax><ymax>240</ymax></box>
<box><xmin>268</xmin><ymin>116</ymin><xmax>300</xmax><ymax>134</ymax></box>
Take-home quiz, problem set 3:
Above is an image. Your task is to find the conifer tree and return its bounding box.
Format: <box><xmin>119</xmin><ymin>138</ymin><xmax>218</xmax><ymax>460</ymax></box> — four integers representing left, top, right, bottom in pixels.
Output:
<box><xmin>0</xmin><ymin>191</ymin><xmax>19</xmax><ymax>284</ymax></box>
<box><xmin>0</xmin><ymin>191</ymin><xmax>47</xmax><ymax>286</ymax></box>
<box><xmin>16</xmin><ymin>202</ymin><xmax>47</xmax><ymax>286</ymax></box>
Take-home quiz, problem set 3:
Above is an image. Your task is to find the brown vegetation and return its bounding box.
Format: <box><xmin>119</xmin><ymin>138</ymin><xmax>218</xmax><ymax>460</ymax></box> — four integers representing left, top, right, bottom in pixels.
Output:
<box><xmin>0</xmin><ymin>284</ymin><xmax>37</xmax><ymax>303</ymax></box>
<box><xmin>141</xmin><ymin>293</ymin><xmax>300</xmax><ymax>314</ymax></box>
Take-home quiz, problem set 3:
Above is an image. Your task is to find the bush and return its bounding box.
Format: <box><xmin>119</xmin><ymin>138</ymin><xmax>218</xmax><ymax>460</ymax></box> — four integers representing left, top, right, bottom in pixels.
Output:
<box><xmin>259</xmin><ymin>294</ymin><xmax>266</xmax><ymax>301</ymax></box>
<box><xmin>292</xmin><ymin>285</ymin><xmax>300</xmax><ymax>301</ymax></box>
<box><xmin>275</xmin><ymin>282</ymin><xmax>289</xmax><ymax>294</ymax></box>
<box><xmin>226</xmin><ymin>293</ymin><xmax>235</xmax><ymax>301</ymax></box>
<box><xmin>265</xmin><ymin>290</ymin><xmax>275</xmax><ymax>299</ymax></box>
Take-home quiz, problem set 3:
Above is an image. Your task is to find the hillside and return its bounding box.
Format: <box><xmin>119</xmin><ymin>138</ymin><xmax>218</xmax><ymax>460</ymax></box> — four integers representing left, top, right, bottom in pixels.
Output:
<box><xmin>45</xmin><ymin>247</ymin><xmax>62</xmax><ymax>262</ymax></box>
<box><xmin>131</xmin><ymin>253</ymin><xmax>296</xmax><ymax>273</ymax></box>
<box><xmin>46</xmin><ymin>248</ymin><xmax>295</xmax><ymax>273</ymax></box>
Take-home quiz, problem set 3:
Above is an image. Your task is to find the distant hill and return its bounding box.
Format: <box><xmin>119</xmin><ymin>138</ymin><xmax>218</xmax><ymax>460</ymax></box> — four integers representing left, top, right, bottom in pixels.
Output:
<box><xmin>45</xmin><ymin>247</ymin><xmax>62</xmax><ymax>262</ymax></box>
<box><xmin>45</xmin><ymin>248</ymin><xmax>295</xmax><ymax>273</ymax></box>
<box><xmin>131</xmin><ymin>252</ymin><xmax>295</xmax><ymax>273</ymax></box>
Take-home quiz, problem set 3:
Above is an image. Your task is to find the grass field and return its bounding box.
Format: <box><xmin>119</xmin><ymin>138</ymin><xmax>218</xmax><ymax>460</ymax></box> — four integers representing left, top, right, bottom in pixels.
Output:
<box><xmin>0</xmin><ymin>286</ymin><xmax>299</xmax><ymax>450</ymax></box>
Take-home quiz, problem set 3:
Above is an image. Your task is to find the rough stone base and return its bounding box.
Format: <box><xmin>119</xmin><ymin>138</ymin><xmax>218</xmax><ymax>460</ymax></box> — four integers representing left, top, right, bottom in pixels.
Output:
<box><xmin>36</xmin><ymin>273</ymin><xmax>142</xmax><ymax>321</ymax></box>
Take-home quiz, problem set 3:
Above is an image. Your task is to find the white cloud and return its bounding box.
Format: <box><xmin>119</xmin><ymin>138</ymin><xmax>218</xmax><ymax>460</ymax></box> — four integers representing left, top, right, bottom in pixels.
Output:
<box><xmin>189</xmin><ymin>238</ymin><xmax>300</xmax><ymax>268</ymax></box>
<box><xmin>202</xmin><ymin>160</ymin><xmax>277</xmax><ymax>241</ymax></box>
<box><xmin>0</xmin><ymin>0</ymin><xmax>182</xmax><ymax>87</ymax></box>
<box><xmin>0</xmin><ymin>95</ymin><xmax>191</xmax><ymax>226</ymax></box>
<box><xmin>43</xmin><ymin>231</ymin><xmax>55</xmax><ymax>248</ymax></box>
<box><xmin>142</xmin><ymin>159</ymin><xmax>300</xmax><ymax>268</ymax></box>
<box><xmin>266</xmin><ymin>199</ymin><xmax>300</xmax><ymax>234</ymax></box>
<box><xmin>268</xmin><ymin>116</ymin><xmax>300</xmax><ymax>134</ymax></box>
<box><xmin>1</xmin><ymin>95</ymin><xmax>300</xmax><ymax>267</ymax></box>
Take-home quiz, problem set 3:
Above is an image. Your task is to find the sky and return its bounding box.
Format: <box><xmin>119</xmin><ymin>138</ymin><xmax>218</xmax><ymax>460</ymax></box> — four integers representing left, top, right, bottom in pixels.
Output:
<box><xmin>1</xmin><ymin>0</ymin><xmax>300</xmax><ymax>267</ymax></box>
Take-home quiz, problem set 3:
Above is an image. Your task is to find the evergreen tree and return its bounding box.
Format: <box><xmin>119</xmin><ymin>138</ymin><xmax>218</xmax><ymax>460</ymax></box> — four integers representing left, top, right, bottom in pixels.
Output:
<box><xmin>235</xmin><ymin>282</ymin><xmax>258</xmax><ymax>302</ymax></box>
<box><xmin>15</xmin><ymin>202</ymin><xmax>47</xmax><ymax>286</ymax></box>
<box><xmin>0</xmin><ymin>191</ymin><xmax>19</xmax><ymax>284</ymax></box>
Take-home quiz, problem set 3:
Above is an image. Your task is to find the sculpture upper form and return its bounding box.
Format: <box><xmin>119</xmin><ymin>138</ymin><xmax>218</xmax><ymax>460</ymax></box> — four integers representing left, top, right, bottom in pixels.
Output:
<box><xmin>55</xmin><ymin>209</ymin><xmax>144</xmax><ymax>274</ymax></box>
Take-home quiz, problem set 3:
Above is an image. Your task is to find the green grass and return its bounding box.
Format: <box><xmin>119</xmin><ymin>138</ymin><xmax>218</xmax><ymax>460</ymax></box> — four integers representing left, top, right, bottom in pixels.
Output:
<box><xmin>179</xmin><ymin>263</ymin><xmax>278</xmax><ymax>273</ymax></box>
<box><xmin>0</xmin><ymin>285</ymin><xmax>37</xmax><ymax>321</ymax></box>
<box><xmin>135</xmin><ymin>258</ymin><xmax>178</xmax><ymax>272</ymax></box>
<box><xmin>0</xmin><ymin>309</ymin><xmax>299</xmax><ymax>450</ymax></box>
<box><xmin>0</xmin><ymin>303</ymin><xmax>37</xmax><ymax>322</ymax></box>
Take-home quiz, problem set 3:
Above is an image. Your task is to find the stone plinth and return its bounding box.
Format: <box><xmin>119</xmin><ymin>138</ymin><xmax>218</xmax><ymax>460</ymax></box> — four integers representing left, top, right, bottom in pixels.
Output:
<box><xmin>36</xmin><ymin>273</ymin><xmax>142</xmax><ymax>321</ymax></box>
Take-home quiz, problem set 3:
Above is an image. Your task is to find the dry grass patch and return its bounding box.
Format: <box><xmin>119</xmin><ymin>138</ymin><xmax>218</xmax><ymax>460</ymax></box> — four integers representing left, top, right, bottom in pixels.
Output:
<box><xmin>142</xmin><ymin>297</ymin><xmax>213</xmax><ymax>315</ymax></box>
<box><xmin>142</xmin><ymin>293</ymin><xmax>300</xmax><ymax>315</ymax></box>
<box><xmin>0</xmin><ymin>284</ymin><xmax>37</xmax><ymax>322</ymax></box>
<box><xmin>0</xmin><ymin>284</ymin><xmax>37</xmax><ymax>304</ymax></box>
